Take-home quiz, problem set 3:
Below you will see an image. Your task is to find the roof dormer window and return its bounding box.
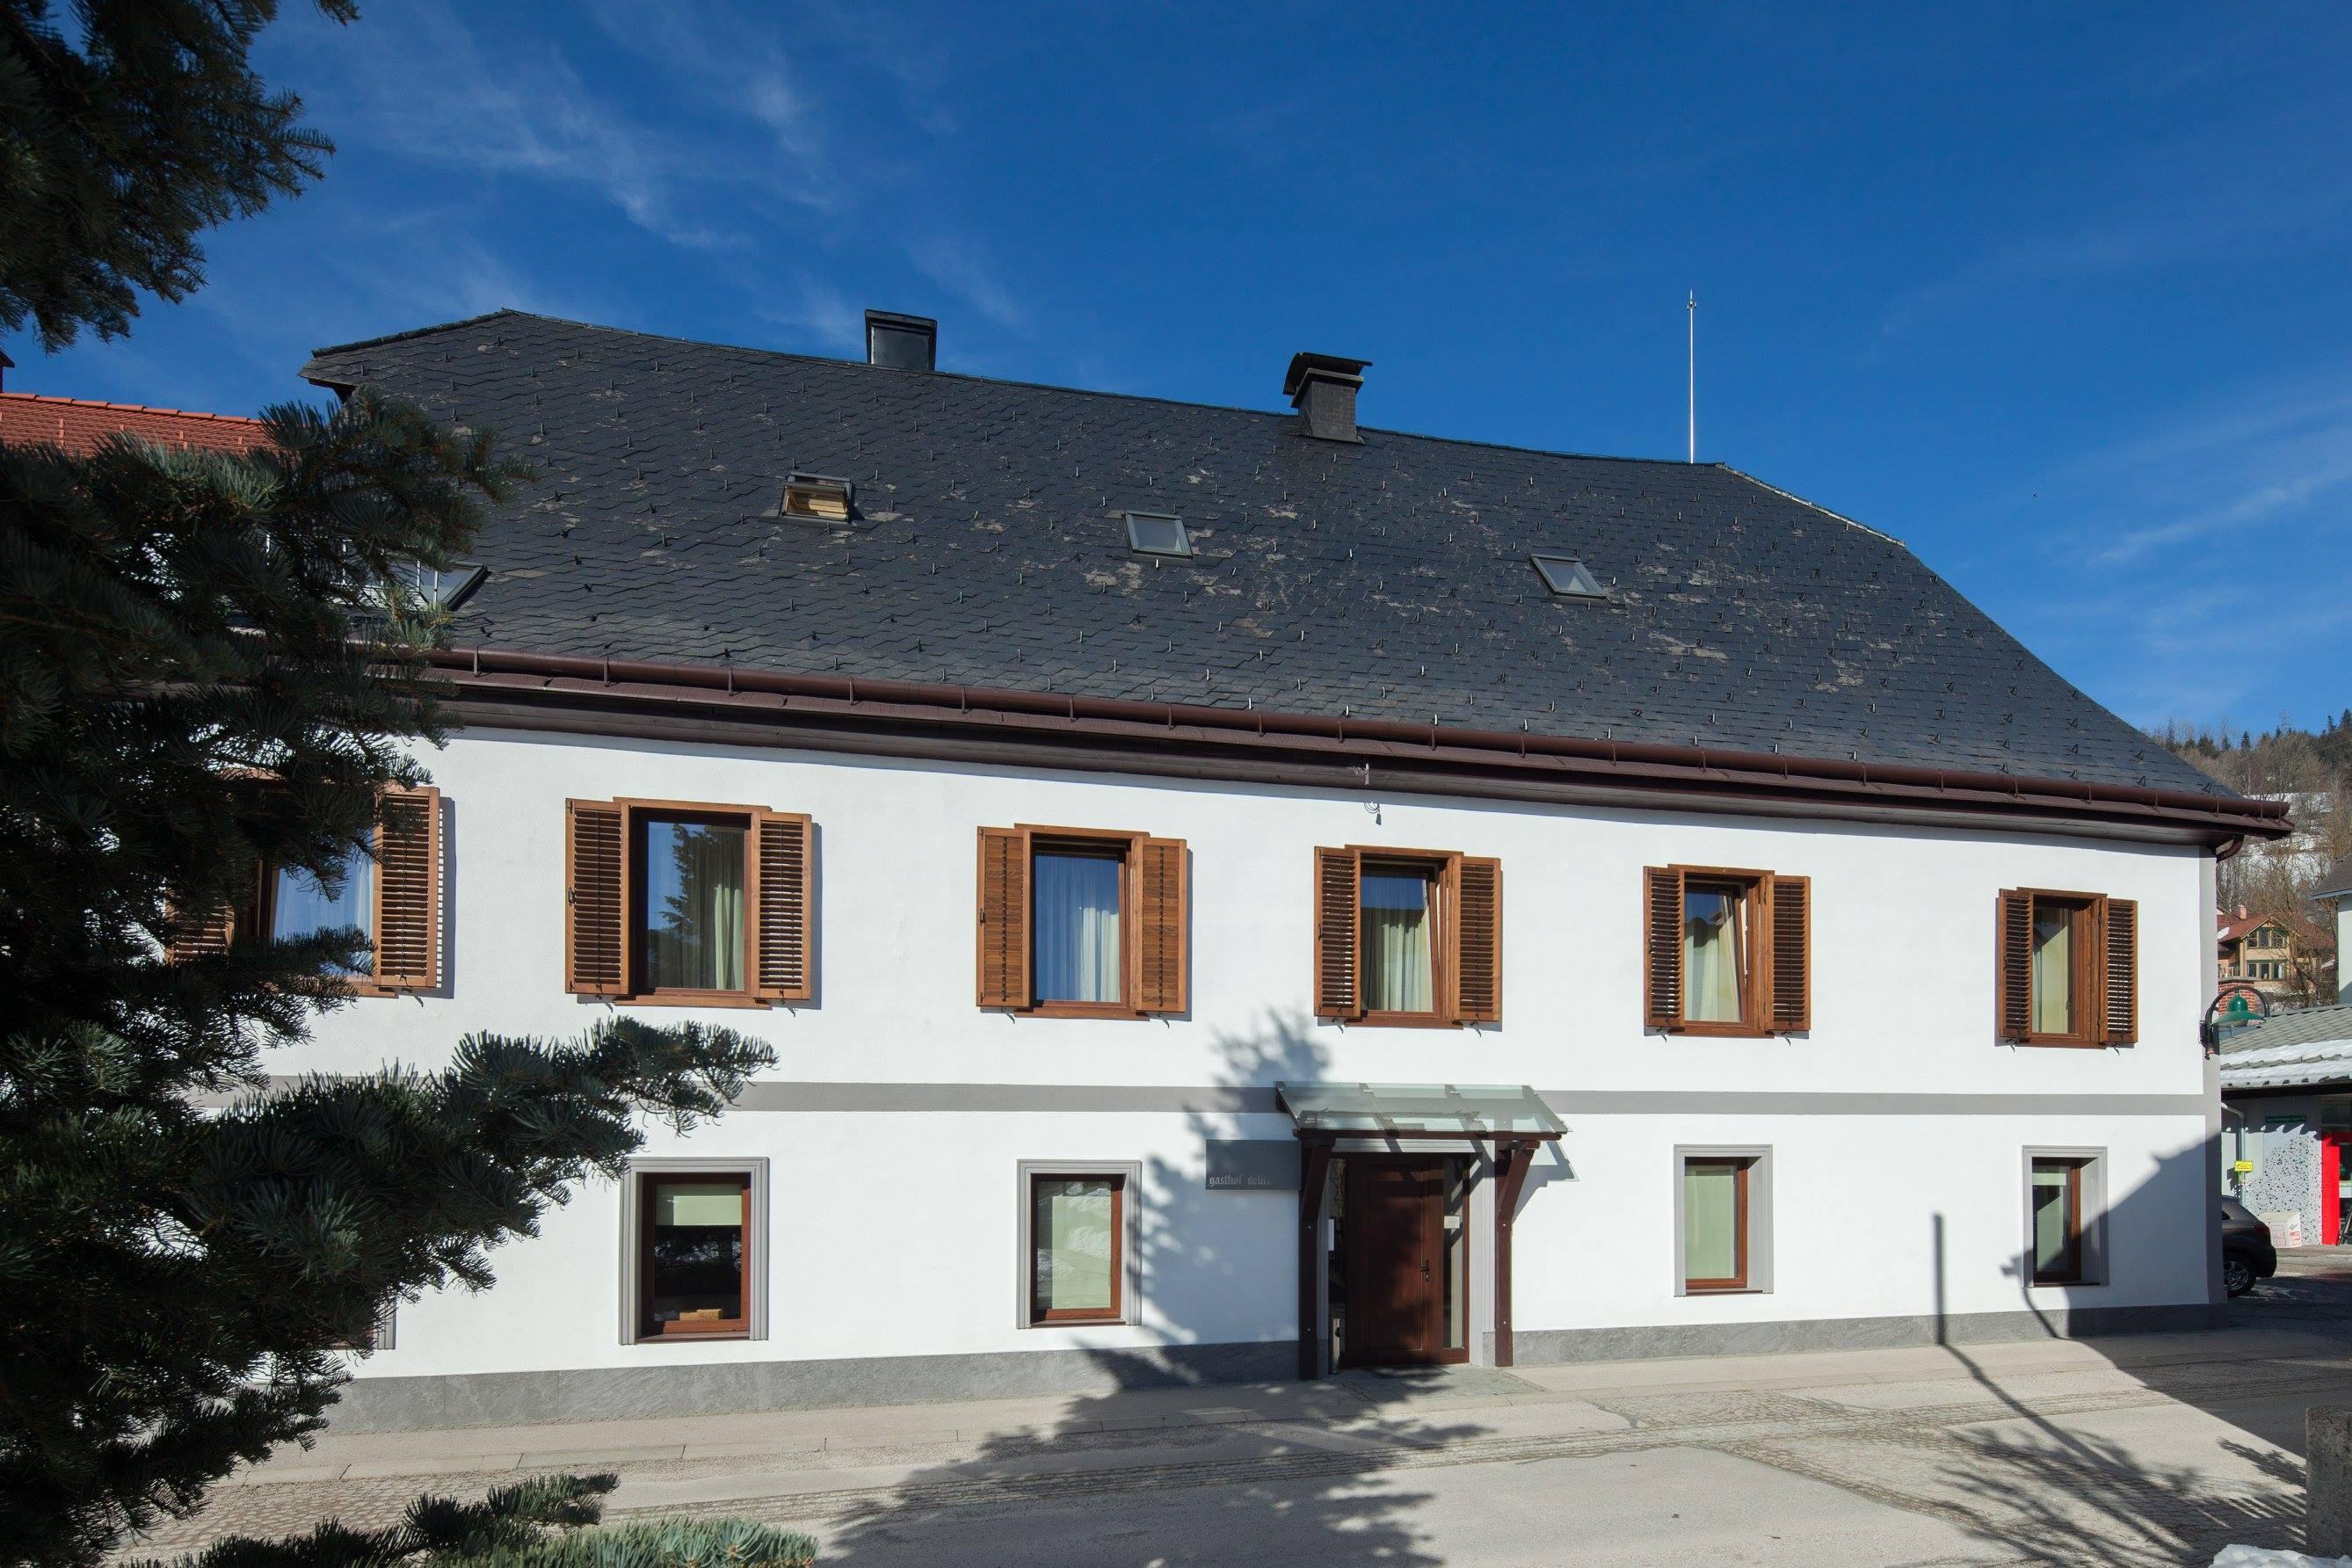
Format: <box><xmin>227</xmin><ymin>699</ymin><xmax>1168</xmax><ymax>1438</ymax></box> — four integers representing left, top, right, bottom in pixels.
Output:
<box><xmin>1126</xmin><ymin>512</ymin><xmax>1191</xmax><ymax>558</ymax></box>
<box><xmin>783</xmin><ymin>472</ymin><xmax>853</xmax><ymax>525</ymax></box>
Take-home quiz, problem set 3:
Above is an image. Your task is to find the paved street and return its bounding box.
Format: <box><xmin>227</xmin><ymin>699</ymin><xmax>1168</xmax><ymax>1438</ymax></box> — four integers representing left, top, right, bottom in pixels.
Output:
<box><xmin>125</xmin><ymin>1258</ymin><xmax>2352</xmax><ymax>1566</ymax></box>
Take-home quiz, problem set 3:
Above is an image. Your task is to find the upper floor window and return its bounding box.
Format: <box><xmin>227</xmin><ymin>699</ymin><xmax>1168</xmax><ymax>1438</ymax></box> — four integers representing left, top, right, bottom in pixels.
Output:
<box><xmin>271</xmin><ymin>843</ymin><xmax>374</xmax><ymax>971</ymax></box>
<box><xmin>641</xmin><ymin>814</ymin><xmax>747</xmax><ymax>993</ymax></box>
<box><xmin>1997</xmin><ymin>889</ymin><xmax>2136</xmax><ymax>1048</ymax></box>
<box><xmin>1312</xmin><ymin>846</ymin><xmax>1501</xmax><ymax>1027</ymax></box>
<box><xmin>976</xmin><ymin>826</ymin><xmax>1187</xmax><ymax>1017</ymax></box>
<box><xmin>167</xmin><ymin>785</ymin><xmax>442</xmax><ymax>996</ymax></box>
<box><xmin>1643</xmin><ymin>866</ymin><xmax>1810</xmax><ymax>1036</ymax></box>
<box><xmin>564</xmin><ymin>798</ymin><xmax>811</xmax><ymax>1005</ymax></box>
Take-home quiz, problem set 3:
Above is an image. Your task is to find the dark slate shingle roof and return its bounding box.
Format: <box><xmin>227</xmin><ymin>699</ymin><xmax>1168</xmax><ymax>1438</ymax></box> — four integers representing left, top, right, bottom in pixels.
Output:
<box><xmin>302</xmin><ymin>310</ymin><xmax>2220</xmax><ymax>795</ymax></box>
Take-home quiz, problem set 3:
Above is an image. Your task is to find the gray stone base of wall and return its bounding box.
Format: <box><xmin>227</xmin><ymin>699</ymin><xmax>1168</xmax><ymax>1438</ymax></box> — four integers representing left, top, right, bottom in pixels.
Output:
<box><xmin>330</xmin><ymin>1303</ymin><xmax>2225</xmax><ymax>1434</ymax></box>
<box><xmin>1499</xmin><ymin>1301</ymin><xmax>2227</xmax><ymax>1365</ymax></box>
<box><xmin>327</xmin><ymin>1341</ymin><xmax>1296</xmax><ymax>1434</ymax></box>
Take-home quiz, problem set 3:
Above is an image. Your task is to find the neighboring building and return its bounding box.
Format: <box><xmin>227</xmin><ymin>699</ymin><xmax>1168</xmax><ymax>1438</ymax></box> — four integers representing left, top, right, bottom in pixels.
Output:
<box><xmin>2217</xmin><ymin>904</ymin><xmax>2337</xmax><ymax>1008</ymax></box>
<box><xmin>2218</xmin><ymin>1002</ymin><xmax>2352</xmax><ymax>1243</ymax></box>
<box><xmin>0</xmin><ymin>388</ymin><xmax>267</xmax><ymax>456</ymax></box>
<box><xmin>209</xmin><ymin>309</ymin><xmax>2284</xmax><ymax>1431</ymax></box>
<box><xmin>2320</xmin><ymin>859</ymin><xmax>2352</xmax><ymax>1006</ymax></box>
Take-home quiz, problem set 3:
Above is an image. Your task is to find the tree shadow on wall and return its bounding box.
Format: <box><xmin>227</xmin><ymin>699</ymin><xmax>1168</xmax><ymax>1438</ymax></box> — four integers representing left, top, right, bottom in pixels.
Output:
<box><xmin>815</xmin><ymin>1009</ymin><xmax>1492</xmax><ymax>1565</ymax></box>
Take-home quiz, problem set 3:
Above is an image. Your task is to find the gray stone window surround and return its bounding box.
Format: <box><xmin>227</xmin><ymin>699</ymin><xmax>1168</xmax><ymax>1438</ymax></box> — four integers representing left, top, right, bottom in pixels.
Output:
<box><xmin>1016</xmin><ymin>1158</ymin><xmax>1143</xmax><ymax>1329</ymax></box>
<box><xmin>618</xmin><ymin>1156</ymin><xmax>771</xmax><ymax>1346</ymax></box>
<box><xmin>1672</xmin><ymin>1144</ymin><xmax>1775</xmax><ymax>1297</ymax></box>
<box><xmin>2022</xmin><ymin>1144</ymin><xmax>2109</xmax><ymax>1289</ymax></box>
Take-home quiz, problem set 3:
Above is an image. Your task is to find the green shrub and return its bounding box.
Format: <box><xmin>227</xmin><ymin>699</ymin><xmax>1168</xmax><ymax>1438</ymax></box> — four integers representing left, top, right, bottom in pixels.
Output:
<box><xmin>123</xmin><ymin>1473</ymin><xmax>817</xmax><ymax>1568</ymax></box>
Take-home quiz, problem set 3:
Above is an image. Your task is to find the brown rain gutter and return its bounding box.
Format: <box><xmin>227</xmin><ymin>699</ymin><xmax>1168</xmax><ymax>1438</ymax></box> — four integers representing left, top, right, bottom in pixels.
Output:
<box><xmin>423</xmin><ymin>646</ymin><xmax>2290</xmax><ymax>845</ymax></box>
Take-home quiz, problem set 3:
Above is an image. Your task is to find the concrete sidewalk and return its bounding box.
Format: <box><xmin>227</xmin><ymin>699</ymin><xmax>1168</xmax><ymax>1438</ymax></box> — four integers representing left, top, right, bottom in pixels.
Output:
<box><xmin>229</xmin><ymin>1324</ymin><xmax>2337</xmax><ymax>1483</ymax></box>
<box><xmin>145</xmin><ymin>1324</ymin><xmax>2350</xmax><ymax>1564</ymax></box>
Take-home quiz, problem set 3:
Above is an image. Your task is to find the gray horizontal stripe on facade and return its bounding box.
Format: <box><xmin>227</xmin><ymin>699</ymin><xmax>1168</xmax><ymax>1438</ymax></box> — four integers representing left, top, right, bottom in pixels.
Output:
<box><xmin>728</xmin><ymin>1084</ymin><xmax>2209</xmax><ymax>1117</ymax></box>
<box><xmin>197</xmin><ymin>1080</ymin><xmax>2210</xmax><ymax>1117</ymax></box>
<box><xmin>730</xmin><ymin>1083</ymin><xmax>1281</xmax><ymax>1114</ymax></box>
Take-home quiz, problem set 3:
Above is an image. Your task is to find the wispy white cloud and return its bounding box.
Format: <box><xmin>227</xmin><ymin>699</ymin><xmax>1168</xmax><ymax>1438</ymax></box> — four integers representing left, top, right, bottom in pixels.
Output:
<box><xmin>1976</xmin><ymin>369</ymin><xmax>2352</xmax><ymax>729</ymax></box>
<box><xmin>748</xmin><ymin>272</ymin><xmax>865</xmax><ymax>354</ymax></box>
<box><xmin>910</xmin><ymin>236</ymin><xmax>1024</xmax><ymax>331</ymax></box>
<box><xmin>274</xmin><ymin>1</ymin><xmax>833</xmax><ymax>248</ymax></box>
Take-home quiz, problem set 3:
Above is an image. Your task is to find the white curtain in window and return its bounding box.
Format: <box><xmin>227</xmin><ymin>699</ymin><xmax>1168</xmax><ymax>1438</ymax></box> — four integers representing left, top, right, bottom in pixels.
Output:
<box><xmin>1683</xmin><ymin>888</ymin><xmax>1744</xmax><ymax>1022</ymax></box>
<box><xmin>644</xmin><ymin>820</ymin><xmax>745</xmax><ymax>991</ymax></box>
<box><xmin>2031</xmin><ymin>907</ymin><xmax>2072</xmax><ymax>1034</ymax></box>
<box><xmin>1682</xmin><ymin>1161</ymin><xmax>1739</xmax><ymax>1282</ymax></box>
<box><xmin>1034</xmin><ymin>853</ymin><xmax>1122</xmax><ymax>1003</ymax></box>
<box><xmin>1034</xmin><ymin>1178</ymin><xmax>1115</xmax><ymax>1313</ymax></box>
<box><xmin>1361</xmin><ymin>872</ymin><xmax>1433</xmax><ymax>1013</ymax></box>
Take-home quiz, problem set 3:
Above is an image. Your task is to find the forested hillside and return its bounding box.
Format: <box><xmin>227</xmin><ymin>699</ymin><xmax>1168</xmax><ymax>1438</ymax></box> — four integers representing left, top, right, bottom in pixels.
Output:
<box><xmin>2151</xmin><ymin>712</ymin><xmax>2348</xmax><ymax>1002</ymax></box>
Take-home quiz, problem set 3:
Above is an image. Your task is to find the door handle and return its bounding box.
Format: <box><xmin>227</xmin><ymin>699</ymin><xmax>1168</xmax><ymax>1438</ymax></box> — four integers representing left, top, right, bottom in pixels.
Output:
<box><xmin>1421</xmin><ymin>1259</ymin><xmax>1432</xmax><ymax>1281</ymax></box>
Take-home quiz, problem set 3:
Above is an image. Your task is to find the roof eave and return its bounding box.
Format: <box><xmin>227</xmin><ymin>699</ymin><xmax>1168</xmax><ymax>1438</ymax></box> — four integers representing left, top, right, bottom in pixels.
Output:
<box><xmin>418</xmin><ymin>643</ymin><xmax>2287</xmax><ymax>845</ymax></box>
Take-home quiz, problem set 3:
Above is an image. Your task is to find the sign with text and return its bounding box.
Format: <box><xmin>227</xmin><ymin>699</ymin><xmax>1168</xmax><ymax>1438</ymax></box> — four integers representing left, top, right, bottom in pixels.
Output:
<box><xmin>1205</xmin><ymin>1140</ymin><xmax>1300</xmax><ymax>1192</ymax></box>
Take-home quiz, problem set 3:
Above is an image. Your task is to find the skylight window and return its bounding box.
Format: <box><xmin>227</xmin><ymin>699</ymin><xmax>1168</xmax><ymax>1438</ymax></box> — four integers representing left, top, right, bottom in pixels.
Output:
<box><xmin>1531</xmin><ymin>554</ymin><xmax>1607</xmax><ymax>599</ymax></box>
<box><xmin>1126</xmin><ymin>512</ymin><xmax>1192</xmax><ymax>558</ymax></box>
<box><xmin>396</xmin><ymin>561</ymin><xmax>489</xmax><ymax>610</ymax></box>
<box><xmin>783</xmin><ymin>471</ymin><xmax>854</xmax><ymax>525</ymax></box>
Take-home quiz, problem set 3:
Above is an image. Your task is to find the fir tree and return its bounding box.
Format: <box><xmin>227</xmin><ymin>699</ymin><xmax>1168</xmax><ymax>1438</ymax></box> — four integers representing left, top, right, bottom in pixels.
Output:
<box><xmin>1</xmin><ymin>0</ymin><xmax>358</xmax><ymax>351</ymax></box>
<box><xmin>0</xmin><ymin>6</ymin><xmax>780</xmax><ymax>1563</ymax></box>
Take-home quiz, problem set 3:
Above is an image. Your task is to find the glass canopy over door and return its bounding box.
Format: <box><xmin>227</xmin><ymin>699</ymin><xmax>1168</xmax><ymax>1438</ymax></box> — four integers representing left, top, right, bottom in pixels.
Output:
<box><xmin>1275</xmin><ymin>1082</ymin><xmax>1565</xmax><ymax>1139</ymax></box>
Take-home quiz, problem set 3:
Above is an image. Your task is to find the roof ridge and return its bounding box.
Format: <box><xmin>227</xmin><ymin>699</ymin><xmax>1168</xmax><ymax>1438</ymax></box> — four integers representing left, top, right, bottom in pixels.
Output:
<box><xmin>307</xmin><ymin>309</ymin><xmax>530</xmax><ymax>360</ymax></box>
<box><xmin>301</xmin><ymin>309</ymin><xmax>1743</xmax><ymax>472</ymax></box>
<box><xmin>0</xmin><ymin>390</ymin><xmax>263</xmax><ymax>425</ymax></box>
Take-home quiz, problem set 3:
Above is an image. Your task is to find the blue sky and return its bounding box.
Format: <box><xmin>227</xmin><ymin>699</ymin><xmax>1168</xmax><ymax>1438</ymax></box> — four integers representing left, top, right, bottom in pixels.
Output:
<box><xmin>14</xmin><ymin>2</ymin><xmax>2351</xmax><ymax>735</ymax></box>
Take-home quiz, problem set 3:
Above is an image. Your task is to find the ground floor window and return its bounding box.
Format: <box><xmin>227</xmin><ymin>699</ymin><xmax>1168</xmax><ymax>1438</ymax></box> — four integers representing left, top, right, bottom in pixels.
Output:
<box><xmin>1676</xmin><ymin>1147</ymin><xmax>1772</xmax><ymax>1296</ymax></box>
<box><xmin>623</xmin><ymin>1160</ymin><xmax>767</xmax><ymax>1344</ymax></box>
<box><xmin>1019</xmin><ymin>1161</ymin><xmax>1142</xmax><ymax>1327</ymax></box>
<box><xmin>2022</xmin><ymin>1148</ymin><xmax>2106</xmax><ymax>1288</ymax></box>
<box><xmin>2029</xmin><ymin>1159</ymin><xmax>2082</xmax><ymax>1283</ymax></box>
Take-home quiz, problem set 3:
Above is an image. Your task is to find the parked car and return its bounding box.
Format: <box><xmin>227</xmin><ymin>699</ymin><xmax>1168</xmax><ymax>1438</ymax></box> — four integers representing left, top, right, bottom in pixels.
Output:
<box><xmin>2222</xmin><ymin>1196</ymin><xmax>2278</xmax><ymax>1297</ymax></box>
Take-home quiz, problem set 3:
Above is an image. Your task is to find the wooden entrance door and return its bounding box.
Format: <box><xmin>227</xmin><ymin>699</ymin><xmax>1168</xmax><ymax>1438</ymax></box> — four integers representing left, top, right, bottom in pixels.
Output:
<box><xmin>1343</xmin><ymin>1159</ymin><xmax>1448</xmax><ymax>1367</ymax></box>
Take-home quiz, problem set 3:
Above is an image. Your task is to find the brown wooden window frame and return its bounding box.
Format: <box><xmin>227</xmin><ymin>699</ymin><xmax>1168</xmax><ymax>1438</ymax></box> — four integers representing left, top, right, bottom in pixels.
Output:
<box><xmin>1680</xmin><ymin>1155</ymin><xmax>1753</xmax><ymax>1294</ymax></box>
<box><xmin>1996</xmin><ymin>888</ymin><xmax>2136</xmax><ymax>1049</ymax></box>
<box><xmin>1311</xmin><ymin>845</ymin><xmax>1503</xmax><ymax>1028</ymax></box>
<box><xmin>2029</xmin><ymin>1158</ymin><xmax>2084</xmax><ymax>1285</ymax></box>
<box><xmin>630</xmin><ymin>1166</ymin><xmax>758</xmax><ymax>1343</ymax></box>
<box><xmin>1643</xmin><ymin>864</ymin><xmax>1810</xmax><ymax>1039</ymax></box>
<box><xmin>1024</xmin><ymin>1168</ymin><xmax>1129</xmax><ymax>1326</ymax></box>
<box><xmin>173</xmin><ymin>784</ymin><xmax>443</xmax><ymax>998</ymax></box>
<box><xmin>565</xmin><ymin>796</ymin><xmax>813</xmax><ymax>1008</ymax></box>
<box><xmin>976</xmin><ymin>825</ymin><xmax>1187</xmax><ymax>1019</ymax></box>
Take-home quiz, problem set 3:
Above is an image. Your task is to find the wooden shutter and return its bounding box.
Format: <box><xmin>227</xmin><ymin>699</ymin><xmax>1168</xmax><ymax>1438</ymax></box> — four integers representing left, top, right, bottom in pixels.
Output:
<box><xmin>165</xmin><ymin>889</ymin><xmax>242</xmax><ymax>962</ymax></box>
<box><xmin>1995</xmin><ymin>889</ymin><xmax>2033</xmax><ymax>1042</ymax></box>
<box><xmin>1643</xmin><ymin>866</ymin><xmax>1684</xmax><ymax>1029</ymax></box>
<box><xmin>1453</xmin><ymin>855</ymin><xmax>1503</xmax><ymax>1024</ymax></box>
<box><xmin>1766</xmin><ymin>875</ymin><xmax>1810</xmax><ymax>1033</ymax></box>
<box><xmin>750</xmin><ymin>810</ymin><xmax>813</xmax><ymax>1003</ymax></box>
<box><xmin>1312</xmin><ymin>847</ymin><xmax>1361</xmax><ymax>1018</ymax></box>
<box><xmin>2102</xmin><ymin>897</ymin><xmax>2138</xmax><ymax>1046</ymax></box>
<box><xmin>1134</xmin><ymin>836</ymin><xmax>1188</xmax><ymax>1014</ymax></box>
<box><xmin>976</xmin><ymin>827</ymin><xmax>1031</xmax><ymax>1010</ymax></box>
<box><xmin>166</xmin><ymin>857</ymin><xmax>263</xmax><ymax>962</ymax></box>
<box><xmin>565</xmin><ymin>799</ymin><xmax>628</xmax><ymax>997</ymax></box>
<box><xmin>372</xmin><ymin>785</ymin><xmax>442</xmax><ymax>990</ymax></box>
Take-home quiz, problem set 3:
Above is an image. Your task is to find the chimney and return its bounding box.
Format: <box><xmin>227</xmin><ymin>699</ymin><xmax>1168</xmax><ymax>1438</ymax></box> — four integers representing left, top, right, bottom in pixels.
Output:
<box><xmin>866</xmin><ymin>309</ymin><xmax>937</xmax><ymax>372</ymax></box>
<box><xmin>1284</xmin><ymin>352</ymin><xmax>1369</xmax><ymax>442</ymax></box>
<box><xmin>0</xmin><ymin>349</ymin><xmax>11</xmax><ymax>391</ymax></box>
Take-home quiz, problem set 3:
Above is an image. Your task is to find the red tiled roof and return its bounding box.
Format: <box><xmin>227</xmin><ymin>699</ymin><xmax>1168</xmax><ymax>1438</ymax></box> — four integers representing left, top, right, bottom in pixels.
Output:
<box><xmin>0</xmin><ymin>391</ymin><xmax>267</xmax><ymax>457</ymax></box>
<box><xmin>2218</xmin><ymin>907</ymin><xmax>2334</xmax><ymax>948</ymax></box>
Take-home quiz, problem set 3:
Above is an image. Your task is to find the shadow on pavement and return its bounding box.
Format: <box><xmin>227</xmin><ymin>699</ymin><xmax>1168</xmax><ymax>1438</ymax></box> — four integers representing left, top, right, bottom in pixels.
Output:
<box><xmin>821</xmin><ymin>1007</ymin><xmax>1493</xmax><ymax>1565</ymax></box>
